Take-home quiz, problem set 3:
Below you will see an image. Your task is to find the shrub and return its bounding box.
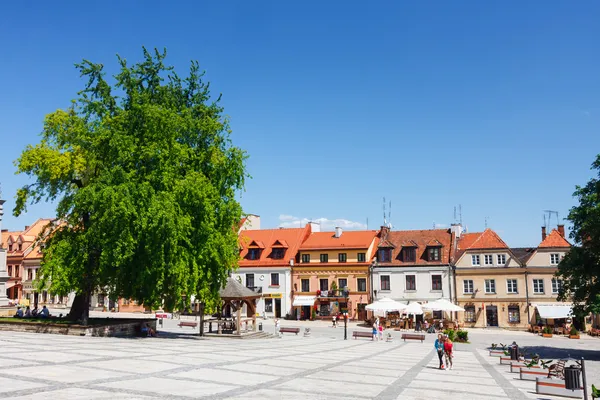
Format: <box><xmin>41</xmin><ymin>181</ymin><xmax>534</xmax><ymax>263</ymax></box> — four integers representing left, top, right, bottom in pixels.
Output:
<box><xmin>570</xmin><ymin>326</ymin><xmax>579</xmax><ymax>335</ymax></box>
<box><xmin>443</xmin><ymin>329</ymin><xmax>456</xmax><ymax>342</ymax></box>
<box><xmin>542</xmin><ymin>326</ymin><xmax>553</xmax><ymax>335</ymax></box>
<box><xmin>311</xmin><ymin>309</ymin><xmax>317</xmax><ymax>320</ymax></box>
<box><xmin>456</xmin><ymin>330</ymin><xmax>468</xmax><ymax>342</ymax></box>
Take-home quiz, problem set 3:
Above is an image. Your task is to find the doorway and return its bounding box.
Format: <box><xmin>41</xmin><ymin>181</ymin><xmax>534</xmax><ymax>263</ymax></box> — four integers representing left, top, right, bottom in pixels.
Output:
<box><xmin>486</xmin><ymin>305</ymin><xmax>498</xmax><ymax>327</ymax></box>
<box><xmin>274</xmin><ymin>299</ymin><xmax>281</xmax><ymax>318</ymax></box>
<box><xmin>301</xmin><ymin>305</ymin><xmax>311</xmax><ymax>320</ymax></box>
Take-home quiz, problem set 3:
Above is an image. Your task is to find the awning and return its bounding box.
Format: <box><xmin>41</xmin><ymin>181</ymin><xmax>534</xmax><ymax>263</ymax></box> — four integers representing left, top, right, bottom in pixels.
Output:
<box><xmin>293</xmin><ymin>296</ymin><xmax>316</xmax><ymax>307</ymax></box>
<box><xmin>536</xmin><ymin>304</ymin><xmax>573</xmax><ymax>319</ymax></box>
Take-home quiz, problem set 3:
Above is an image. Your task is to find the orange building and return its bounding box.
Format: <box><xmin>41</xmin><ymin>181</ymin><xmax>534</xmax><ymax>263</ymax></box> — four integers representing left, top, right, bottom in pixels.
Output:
<box><xmin>292</xmin><ymin>227</ymin><xmax>379</xmax><ymax>320</ymax></box>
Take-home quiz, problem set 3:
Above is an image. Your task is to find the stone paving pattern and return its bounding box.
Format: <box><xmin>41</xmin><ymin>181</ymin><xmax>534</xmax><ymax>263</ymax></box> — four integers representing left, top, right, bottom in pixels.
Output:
<box><xmin>0</xmin><ymin>319</ymin><xmax>597</xmax><ymax>399</ymax></box>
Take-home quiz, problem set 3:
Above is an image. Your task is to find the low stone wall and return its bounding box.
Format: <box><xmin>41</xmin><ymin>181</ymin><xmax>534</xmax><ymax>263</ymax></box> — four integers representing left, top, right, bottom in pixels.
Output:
<box><xmin>0</xmin><ymin>319</ymin><xmax>156</xmax><ymax>337</ymax></box>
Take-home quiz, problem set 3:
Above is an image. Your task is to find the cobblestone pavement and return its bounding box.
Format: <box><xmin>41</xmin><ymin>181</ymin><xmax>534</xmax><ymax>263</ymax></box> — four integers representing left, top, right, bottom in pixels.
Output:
<box><xmin>0</xmin><ymin>323</ymin><xmax>597</xmax><ymax>399</ymax></box>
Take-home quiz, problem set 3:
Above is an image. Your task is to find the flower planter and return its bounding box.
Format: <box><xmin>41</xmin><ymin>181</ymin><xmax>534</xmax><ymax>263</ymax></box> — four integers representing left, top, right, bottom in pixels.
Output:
<box><xmin>519</xmin><ymin>366</ymin><xmax>548</xmax><ymax>381</ymax></box>
<box><xmin>489</xmin><ymin>349</ymin><xmax>505</xmax><ymax>357</ymax></box>
<box><xmin>542</xmin><ymin>333</ymin><xmax>553</xmax><ymax>338</ymax></box>
<box><xmin>569</xmin><ymin>335</ymin><xmax>580</xmax><ymax>339</ymax></box>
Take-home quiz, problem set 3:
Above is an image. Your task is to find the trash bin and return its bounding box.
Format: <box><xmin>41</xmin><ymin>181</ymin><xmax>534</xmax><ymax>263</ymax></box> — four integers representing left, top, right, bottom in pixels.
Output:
<box><xmin>510</xmin><ymin>345</ymin><xmax>519</xmax><ymax>361</ymax></box>
<box><xmin>258</xmin><ymin>322</ymin><xmax>263</xmax><ymax>331</ymax></box>
<box><xmin>564</xmin><ymin>366</ymin><xmax>581</xmax><ymax>390</ymax></box>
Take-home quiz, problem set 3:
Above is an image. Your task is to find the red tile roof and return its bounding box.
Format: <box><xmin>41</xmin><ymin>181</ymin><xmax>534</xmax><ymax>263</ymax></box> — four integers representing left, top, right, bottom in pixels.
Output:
<box><xmin>454</xmin><ymin>229</ymin><xmax>509</xmax><ymax>262</ymax></box>
<box><xmin>538</xmin><ymin>229</ymin><xmax>571</xmax><ymax>248</ymax></box>
<box><xmin>376</xmin><ymin>229</ymin><xmax>453</xmax><ymax>265</ymax></box>
<box><xmin>299</xmin><ymin>230</ymin><xmax>379</xmax><ymax>250</ymax></box>
<box><xmin>239</xmin><ymin>226</ymin><xmax>311</xmax><ymax>267</ymax></box>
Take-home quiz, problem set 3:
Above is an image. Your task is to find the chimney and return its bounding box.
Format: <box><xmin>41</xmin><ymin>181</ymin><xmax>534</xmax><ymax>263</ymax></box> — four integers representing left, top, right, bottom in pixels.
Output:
<box><xmin>308</xmin><ymin>221</ymin><xmax>321</xmax><ymax>233</ymax></box>
<box><xmin>557</xmin><ymin>225</ymin><xmax>565</xmax><ymax>238</ymax></box>
<box><xmin>334</xmin><ymin>227</ymin><xmax>342</xmax><ymax>238</ymax></box>
<box><xmin>380</xmin><ymin>225</ymin><xmax>390</xmax><ymax>240</ymax></box>
<box><xmin>450</xmin><ymin>223</ymin><xmax>463</xmax><ymax>239</ymax></box>
<box><xmin>541</xmin><ymin>226</ymin><xmax>547</xmax><ymax>241</ymax></box>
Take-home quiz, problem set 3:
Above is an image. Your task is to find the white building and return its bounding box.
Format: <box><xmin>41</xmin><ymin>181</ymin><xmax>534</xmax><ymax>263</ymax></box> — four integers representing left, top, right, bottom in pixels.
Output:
<box><xmin>0</xmin><ymin>199</ymin><xmax>9</xmax><ymax>306</ymax></box>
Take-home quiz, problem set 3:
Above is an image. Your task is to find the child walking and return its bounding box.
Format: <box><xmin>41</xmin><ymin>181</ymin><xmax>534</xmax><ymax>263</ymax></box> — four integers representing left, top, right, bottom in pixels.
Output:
<box><xmin>378</xmin><ymin>322</ymin><xmax>384</xmax><ymax>341</ymax></box>
<box><xmin>434</xmin><ymin>334</ymin><xmax>445</xmax><ymax>369</ymax></box>
<box><xmin>443</xmin><ymin>335</ymin><xmax>454</xmax><ymax>370</ymax></box>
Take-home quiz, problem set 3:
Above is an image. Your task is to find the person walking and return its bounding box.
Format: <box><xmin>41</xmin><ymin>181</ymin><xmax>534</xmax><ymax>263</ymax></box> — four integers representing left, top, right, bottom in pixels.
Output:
<box><xmin>444</xmin><ymin>335</ymin><xmax>454</xmax><ymax>370</ymax></box>
<box><xmin>434</xmin><ymin>334</ymin><xmax>445</xmax><ymax>369</ymax></box>
<box><xmin>332</xmin><ymin>314</ymin><xmax>337</xmax><ymax>328</ymax></box>
<box><xmin>378</xmin><ymin>322</ymin><xmax>384</xmax><ymax>341</ymax></box>
<box><xmin>372</xmin><ymin>320</ymin><xmax>378</xmax><ymax>341</ymax></box>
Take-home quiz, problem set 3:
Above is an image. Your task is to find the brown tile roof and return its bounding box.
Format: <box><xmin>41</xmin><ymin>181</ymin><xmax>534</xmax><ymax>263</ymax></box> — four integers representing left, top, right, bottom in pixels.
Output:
<box><xmin>239</xmin><ymin>226</ymin><xmax>311</xmax><ymax>267</ymax></box>
<box><xmin>454</xmin><ymin>229</ymin><xmax>509</xmax><ymax>262</ymax></box>
<box><xmin>299</xmin><ymin>230</ymin><xmax>379</xmax><ymax>250</ymax></box>
<box><xmin>376</xmin><ymin>229</ymin><xmax>453</xmax><ymax>265</ymax></box>
<box><xmin>510</xmin><ymin>247</ymin><xmax>536</xmax><ymax>265</ymax></box>
<box><xmin>539</xmin><ymin>229</ymin><xmax>571</xmax><ymax>248</ymax></box>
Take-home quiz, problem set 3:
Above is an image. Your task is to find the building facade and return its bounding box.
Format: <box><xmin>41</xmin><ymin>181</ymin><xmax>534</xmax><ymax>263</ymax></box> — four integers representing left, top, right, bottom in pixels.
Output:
<box><xmin>292</xmin><ymin>227</ymin><xmax>378</xmax><ymax>320</ymax></box>
<box><xmin>233</xmin><ymin>217</ymin><xmax>311</xmax><ymax>319</ymax></box>
<box><xmin>0</xmin><ymin>199</ymin><xmax>8</xmax><ymax>306</ymax></box>
<box><xmin>372</xmin><ymin>226</ymin><xmax>455</xmax><ymax>310</ymax></box>
<box><xmin>454</xmin><ymin>228</ymin><xmax>529</xmax><ymax>329</ymax></box>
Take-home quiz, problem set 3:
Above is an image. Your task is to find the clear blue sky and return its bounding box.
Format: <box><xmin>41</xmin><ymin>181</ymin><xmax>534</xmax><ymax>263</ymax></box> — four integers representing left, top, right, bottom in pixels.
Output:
<box><xmin>1</xmin><ymin>1</ymin><xmax>599</xmax><ymax>246</ymax></box>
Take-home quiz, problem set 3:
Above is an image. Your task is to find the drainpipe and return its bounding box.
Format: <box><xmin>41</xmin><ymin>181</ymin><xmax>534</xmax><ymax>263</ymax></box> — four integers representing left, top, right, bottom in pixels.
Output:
<box><xmin>451</xmin><ymin>264</ymin><xmax>457</xmax><ymax>320</ymax></box>
<box><xmin>525</xmin><ymin>270</ymin><xmax>531</xmax><ymax>325</ymax></box>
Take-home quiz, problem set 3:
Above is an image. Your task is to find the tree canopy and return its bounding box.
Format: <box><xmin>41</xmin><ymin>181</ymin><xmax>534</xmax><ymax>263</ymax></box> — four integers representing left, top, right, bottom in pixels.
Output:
<box><xmin>557</xmin><ymin>155</ymin><xmax>600</xmax><ymax>315</ymax></box>
<box><xmin>14</xmin><ymin>48</ymin><xmax>247</xmax><ymax>321</ymax></box>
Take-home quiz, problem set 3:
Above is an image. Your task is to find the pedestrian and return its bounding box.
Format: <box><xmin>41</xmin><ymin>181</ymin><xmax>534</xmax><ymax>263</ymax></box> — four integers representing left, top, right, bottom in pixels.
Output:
<box><xmin>434</xmin><ymin>333</ymin><xmax>445</xmax><ymax>369</ymax></box>
<box><xmin>24</xmin><ymin>306</ymin><xmax>31</xmax><ymax>318</ymax></box>
<box><xmin>274</xmin><ymin>318</ymin><xmax>281</xmax><ymax>337</ymax></box>
<box><xmin>444</xmin><ymin>334</ymin><xmax>454</xmax><ymax>370</ymax></box>
<box><xmin>332</xmin><ymin>314</ymin><xmax>337</xmax><ymax>328</ymax></box>
<box><xmin>378</xmin><ymin>321</ymin><xmax>384</xmax><ymax>340</ymax></box>
<box><xmin>372</xmin><ymin>320</ymin><xmax>378</xmax><ymax>341</ymax></box>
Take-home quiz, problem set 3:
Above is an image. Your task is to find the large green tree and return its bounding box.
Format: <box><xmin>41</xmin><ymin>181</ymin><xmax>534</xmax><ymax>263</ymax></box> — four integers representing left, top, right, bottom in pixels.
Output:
<box><xmin>557</xmin><ymin>155</ymin><xmax>600</xmax><ymax>316</ymax></box>
<box><xmin>14</xmin><ymin>48</ymin><xmax>247</xmax><ymax>323</ymax></box>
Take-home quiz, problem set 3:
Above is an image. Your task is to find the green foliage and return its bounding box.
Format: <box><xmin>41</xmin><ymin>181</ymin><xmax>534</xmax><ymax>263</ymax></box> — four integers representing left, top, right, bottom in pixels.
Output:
<box><xmin>491</xmin><ymin>343</ymin><xmax>497</xmax><ymax>350</ymax></box>
<box><xmin>556</xmin><ymin>155</ymin><xmax>600</xmax><ymax>316</ymax></box>
<box><xmin>542</xmin><ymin>326</ymin><xmax>553</xmax><ymax>335</ymax></box>
<box><xmin>442</xmin><ymin>328</ymin><xmax>456</xmax><ymax>342</ymax></box>
<box><xmin>311</xmin><ymin>309</ymin><xmax>317</xmax><ymax>320</ymax></box>
<box><xmin>592</xmin><ymin>384</ymin><xmax>600</xmax><ymax>398</ymax></box>
<box><xmin>525</xmin><ymin>355</ymin><xmax>540</xmax><ymax>368</ymax></box>
<box><xmin>14</xmin><ymin>48</ymin><xmax>248</xmax><ymax>316</ymax></box>
<box><xmin>540</xmin><ymin>359</ymin><xmax>554</xmax><ymax>369</ymax></box>
<box><xmin>570</xmin><ymin>326</ymin><xmax>579</xmax><ymax>336</ymax></box>
<box><xmin>330</xmin><ymin>281</ymin><xmax>338</xmax><ymax>292</ymax></box>
<box><xmin>456</xmin><ymin>330</ymin><xmax>468</xmax><ymax>342</ymax></box>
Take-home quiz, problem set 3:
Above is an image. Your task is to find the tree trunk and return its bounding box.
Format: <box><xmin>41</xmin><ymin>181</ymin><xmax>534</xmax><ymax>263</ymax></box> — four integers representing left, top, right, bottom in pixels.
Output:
<box><xmin>68</xmin><ymin>292</ymin><xmax>90</xmax><ymax>323</ymax></box>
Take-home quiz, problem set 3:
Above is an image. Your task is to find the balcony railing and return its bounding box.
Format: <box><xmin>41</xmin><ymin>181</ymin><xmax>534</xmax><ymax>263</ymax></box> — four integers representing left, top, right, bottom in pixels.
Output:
<box><xmin>317</xmin><ymin>289</ymin><xmax>349</xmax><ymax>298</ymax></box>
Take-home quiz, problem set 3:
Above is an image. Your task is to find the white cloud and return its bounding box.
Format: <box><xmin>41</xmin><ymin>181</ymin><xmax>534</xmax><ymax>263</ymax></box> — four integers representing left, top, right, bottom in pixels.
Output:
<box><xmin>278</xmin><ymin>215</ymin><xmax>367</xmax><ymax>231</ymax></box>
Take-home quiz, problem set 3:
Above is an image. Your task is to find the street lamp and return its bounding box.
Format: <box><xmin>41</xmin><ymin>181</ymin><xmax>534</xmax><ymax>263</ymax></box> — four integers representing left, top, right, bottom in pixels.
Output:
<box><xmin>343</xmin><ymin>285</ymin><xmax>349</xmax><ymax>340</ymax></box>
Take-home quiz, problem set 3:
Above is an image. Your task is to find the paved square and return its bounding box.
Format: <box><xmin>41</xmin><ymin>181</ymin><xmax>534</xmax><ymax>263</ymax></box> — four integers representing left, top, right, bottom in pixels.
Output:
<box><xmin>0</xmin><ymin>323</ymin><xmax>598</xmax><ymax>399</ymax></box>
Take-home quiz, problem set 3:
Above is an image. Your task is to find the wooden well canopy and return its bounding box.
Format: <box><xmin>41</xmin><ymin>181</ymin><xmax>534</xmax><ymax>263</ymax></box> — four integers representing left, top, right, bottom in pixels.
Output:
<box><xmin>219</xmin><ymin>278</ymin><xmax>261</xmax><ymax>335</ymax></box>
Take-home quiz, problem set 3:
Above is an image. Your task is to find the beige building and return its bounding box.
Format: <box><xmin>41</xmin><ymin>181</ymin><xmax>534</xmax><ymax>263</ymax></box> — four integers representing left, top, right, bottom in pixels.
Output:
<box><xmin>454</xmin><ymin>228</ymin><xmax>530</xmax><ymax>329</ymax></box>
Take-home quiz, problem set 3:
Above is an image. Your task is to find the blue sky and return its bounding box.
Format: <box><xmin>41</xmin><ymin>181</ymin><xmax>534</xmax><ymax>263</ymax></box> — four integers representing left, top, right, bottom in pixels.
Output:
<box><xmin>1</xmin><ymin>1</ymin><xmax>599</xmax><ymax>246</ymax></box>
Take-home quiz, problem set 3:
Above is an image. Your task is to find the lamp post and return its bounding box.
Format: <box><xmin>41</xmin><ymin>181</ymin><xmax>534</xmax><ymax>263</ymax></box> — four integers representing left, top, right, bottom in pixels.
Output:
<box><xmin>343</xmin><ymin>286</ymin><xmax>349</xmax><ymax>340</ymax></box>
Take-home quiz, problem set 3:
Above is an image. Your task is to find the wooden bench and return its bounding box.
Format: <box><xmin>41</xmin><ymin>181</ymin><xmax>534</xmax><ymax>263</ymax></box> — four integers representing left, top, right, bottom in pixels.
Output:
<box><xmin>279</xmin><ymin>327</ymin><xmax>300</xmax><ymax>335</ymax></box>
<box><xmin>547</xmin><ymin>360</ymin><xmax>565</xmax><ymax>380</ymax></box>
<box><xmin>401</xmin><ymin>333</ymin><xmax>425</xmax><ymax>342</ymax></box>
<box><xmin>178</xmin><ymin>321</ymin><xmax>198</xmax><ymax>328</ymax></box>
<box><xmin>353</xmin><ymin>331</ymin><xmax>373</xmax><ymax>339</ymax></box>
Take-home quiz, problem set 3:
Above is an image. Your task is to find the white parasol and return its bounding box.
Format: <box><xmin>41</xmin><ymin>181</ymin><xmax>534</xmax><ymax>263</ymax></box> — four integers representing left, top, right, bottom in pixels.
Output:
<box><xmin>365</xmin><ymin>297</ymin><xmax>406</xmax><ymax>312</ymax></box>
<box><xmin>422</xmin><ymin>299</ymin><xmax>464</xmax><ymax>312</ymax></box>
<box><xmin>403</xmin><ymin>301</ymin><xmax>424</xmax><ymax>315</ymax></box>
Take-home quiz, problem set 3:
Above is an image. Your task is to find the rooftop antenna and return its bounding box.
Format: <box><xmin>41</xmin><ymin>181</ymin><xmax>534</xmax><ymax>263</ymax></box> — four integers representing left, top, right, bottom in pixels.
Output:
<box><xmin>484</xmin><ymin>216</ymin><xmax>489</xmax><ymax>229</ymax></box>
<box><xmin>383</xmin><ymin>197</ymin><xmax>386</xmax><ymax>226</ymax></box>
<box><xmin>366</xmin><ymin>217</ymin><xmax>369</xmax><ymax>230</ymax></box>
<box><xmin>459</xmin><ymin>204</ymin><xmax>463</xmax><ymax>225</ymax></box>
<box><xmin>544</xmin><ymin>210</ymin><xmax>560</xmax><ymax>229</ymax></box>
<box><xmin>453</xmin><ymin>206</ymin><xmax>457</xmax><ymax>223</ymax></box>
<box><xmin>388</xmin><ymin>200</ymin><xmax>392</xmax><ymax>228</ymax></box>
<box><xmin>433</xmin><ymin>221</ymin><xmax>436</xmax><ymax>229</ymax></box>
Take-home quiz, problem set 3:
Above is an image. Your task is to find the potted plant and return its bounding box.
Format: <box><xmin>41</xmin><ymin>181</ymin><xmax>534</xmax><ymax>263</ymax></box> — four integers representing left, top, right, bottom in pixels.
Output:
<box><xmin>542</xmin><ymin>326</ymin><xmax>553</xmax><ymax>338</ymax></box>
<box><xmin>330</xmin><ymin>281</ymin><xmax>338</xmax><ymax>296</ymax></box>
<box><xmin>569</xmin><ymin>326</ymin><xmax>580</xmax><ymax>339</ymax></box>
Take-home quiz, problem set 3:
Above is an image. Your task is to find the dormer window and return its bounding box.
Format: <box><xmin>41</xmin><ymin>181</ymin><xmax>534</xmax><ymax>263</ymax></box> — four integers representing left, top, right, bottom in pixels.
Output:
<box><xmin>8</xmin><ymin>243</ymin><xmax>13</xmax><ymax>252</ymax></box>
<box><xmin>378</xmin><ymin>248</ymin><xmax>392</xmax><ymax>262</ymax></box>
<box><xmin>401</xmin><ymin>247</ymin><xmax>417</xmax><ymax>262</ymax></box>
<box><xmin>427</xmin><ymin>247</ymin><xmax>441</xmax><ymax>262</ymax></box>
<box><xmin>271</xmin><ymin>248</ymin><xmax>285</xmax><ymax>259</ymax></box>
<box><xmin>18</xmin><ymin>243</ymin><xmax>22</xmax><ymax>251</ymax></box>
<box><xmin>248</xmin><ymin>249</ymin><xmax>261</xmax><ymax>260</ymax></box>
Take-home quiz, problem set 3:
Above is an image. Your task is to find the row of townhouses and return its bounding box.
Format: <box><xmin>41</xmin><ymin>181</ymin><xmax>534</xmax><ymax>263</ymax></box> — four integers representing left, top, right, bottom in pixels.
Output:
<box><xmin>235</xmin><ymin>215</ymin><xmax>573</xmax><ymax>330</ymax></box>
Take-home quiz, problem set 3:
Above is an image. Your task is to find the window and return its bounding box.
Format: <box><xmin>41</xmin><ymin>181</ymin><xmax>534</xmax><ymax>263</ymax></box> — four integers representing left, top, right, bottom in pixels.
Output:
<box><xmin>270</xmin><ymin>273</ymin><xmax>279</xmax><ymax>286</ymax></box>
<box><xmin>18</xmin><ymin>243</ymin><xmax>22</xmax><ymax>251</ymax></box>
<box><xmin>485</xmin><ymin>279</ymin><xmax>496</xmax><ymax>293</ymax></box>
<box><xmin>15</xmin><ymin>267</ymin><xmax>19</xmax><ymax>278</ymax></box>
<box><xmin>428</xmin><ymin>247</ymin><xmax>441</xmax><ymax>262</ymax></box>
<box><xmin>271</xmin><ymin>248</ymin><xmax>285</xmax><ymax>259</ymax></box>
<box><xmin>301</xmin><ymin>279</ymin><xmax>310</xmax><ymax>292</ymax></box>
<box><xmin>550</xmin><ymin>253</ymin><xmax>560</xmax><ymax>265</ymax></box>
<box><xmin>8</xmin><ymin>243</ymin><xmax>12</xmax><ymax>252</ymax></box>
<box><xmin>28</xmin><ymin>270</ymin><xmax>33</xmax><ymax>280</ymax></box>
<box><xmin>484</xmin><ymin>254</ymin><xmax>493</xmax><ymax>265</ymax></box>
<box><xmin>301</xmin><ymin>254</ymin><xmax>310</xmax><ymax>263</ymax></box>
<box><xmin>319</xmin><ymin>279</ymin><xmax>328</xmax><ymax>291</ymax></box>
<box><xmin>402</xmin><ymin>247</ymin><xmax>417</xmax><ymax>262</ymax></box>
<box><xmin>357</xmin><ymin>253</ymin><xmax>366</xmax><ymax>262</ymax></box>
<box><xmin>533</xmin><ymin>279</ymin><xmax>544</xmax><ymax>294</ymax></box>
<box><xmin>497</xmin><ymin>254</ymin><xmax>506</xmax><ymax>265</ymax></box>
<box><xmin>406</xmin><ymin>275</ymin><xmax>416</xmax><ymax>291</ymax></box>
<box><xmin>248</xmin><ymin>249</ymin><xmax>261</xmax><ymax>260</ymax></box>
<box><xmin>338</xmin><ymin>278</ymin><xmax>348</xmax><ymax>291</ymax></box>
<box><xmin>506</xmin><ymin>279</ymin><xmax>518</xmax><ymax>294</ymax></box>
<box><xmin>246</xmin><ymin>274</ymin><xmax>255</xmax><ymax>288</ymax></box>
<box><xmin>378</xmin><ymin>249</ymin><xmax>391</xmax><ymax>262</ymax></box>
<box><xmin>552</xmin><ymin>278</ymin><xmax>563</xmax><ymax>294</ymax></box>
<box><xmin>472</xmin><ymin>255</ymin><xmax>480</xmax><ymax>266</ymax></box>
<box><xmin>8</xmin><ymin>266</ymin><xmax>12</xmax><ymax>277</ymax></box>
<box><xmin>357</xmin><ymin>278</ymin><xmax>367</xmax><ymax>292</ymax></box>
<box><xmin>508</xmin><ymin>305</ymin><xmax>520</xmax><ymax>323</ymax></box>
<box><xmin>431</xmin><ymin>275</ymin><xmax>442</xmax><ymax>291</ymax></box>
<box><xmin>463</xmin><ymin>280</ymin><xmax>474</xmax><ymax>294</ymax></box>
<box><xmin>380</xmin><ymin>275</ymin><xmax>391</xmax><ymax>291</ymax></box>
<box><xmin>464</xmin><ymin>305</ymin><xmax>476</xmax><ymax>322</ymax></box>
<box><xmin>320</xmin><ymin>254</ymin><xmax>329</xmax><ymax>263</ymax></box>
<box><xmin>338</xmin><ymin>253</ymin><xmax>347</xmax><ymax>263</ymax></box>
<box><xmin>264</xmin><ymin>298</ymin><xmax>273</xmax><ymax>312</ymax></box>
<box><xmin>122</xmin><ymin>299</ymin><xmax>130</xmax><ymax>305</ymax></box>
